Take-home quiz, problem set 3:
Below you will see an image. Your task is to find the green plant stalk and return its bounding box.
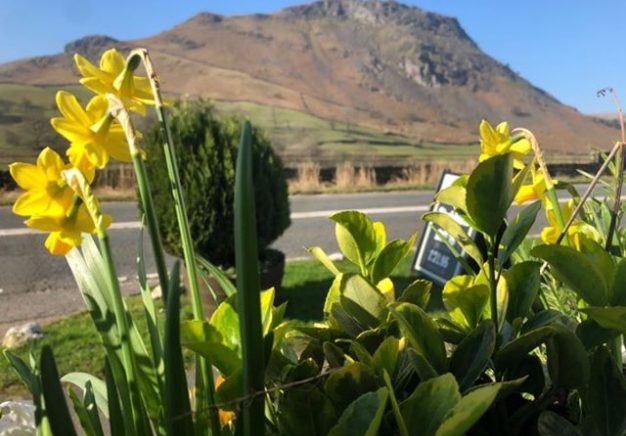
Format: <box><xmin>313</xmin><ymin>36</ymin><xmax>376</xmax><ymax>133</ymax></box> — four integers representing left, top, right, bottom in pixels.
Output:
<box><xmin>605</xmin><ymin>143</ymin><xmax>625</xmax><ymax>252</ymax></box>
<box><xmin>98</xmin><ymin>230</ymin><xmax>145</xmax><ymax>435</ymax></box>
<box><xmin>235</xmin><ymin>121</ymin><xmax>266</xmax><ymax>435</ymax></box>
<box><xmin>106</xmin><ymin>96</ymin><xmax>170</xmax><ymax>303</ymax></box>
<box><xmin>487</xmin><ymin>241</ymin><xmax>498</xmax><ymax>337</ymax></box>
<box><xmin>544</xmin><ymin>187</ymin><xmax>565</xmax><ymax>232</ymax></box>
<box><xmin>136</xmin><ymin>49</ymin><xmax>220</xmax><ymax>435</ymax></box>
<box><xmin>132</xmin><ymin>153</ymin><xmax>169</xmax><ymax>302</ymax></box>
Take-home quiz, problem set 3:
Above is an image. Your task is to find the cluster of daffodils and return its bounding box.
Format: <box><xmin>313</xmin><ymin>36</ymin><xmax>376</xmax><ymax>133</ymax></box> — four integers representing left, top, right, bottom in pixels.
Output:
<box><xmin>10</xmin><ymin>49</ymin><xmax>153</xmax><ymax>255</ymax></box>
<box><xmin>478</xmin><ymin>120</ymin><xmax>596</xmax><ymax>248</ymax></box>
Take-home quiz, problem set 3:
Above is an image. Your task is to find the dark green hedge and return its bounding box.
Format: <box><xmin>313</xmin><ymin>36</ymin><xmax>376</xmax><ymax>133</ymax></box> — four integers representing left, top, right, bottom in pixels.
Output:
<box><xmin>143</xmin><ymin>99</ymin><xmax>290</xmax><ymax>267</ymax></box>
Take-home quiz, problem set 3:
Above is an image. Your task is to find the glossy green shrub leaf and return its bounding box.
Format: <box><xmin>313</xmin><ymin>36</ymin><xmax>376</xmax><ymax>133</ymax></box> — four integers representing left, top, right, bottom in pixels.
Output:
<box><xmin>435</xmin><ymin>184</ymin><xmax>467</xmax><ymax>213</ymax></box>
<box><xmin>308</xmin><ymin>246</ymin><xmax>341</xmax><ymax>276</ymax></box>
<box><xmin>390</xmin><ymin>303</ymin><xmax>447</xmax><ymax>374</ymax></box>
<box><xmin>401</xmin><ymin>373</ymin><xmax>461</xmax><ymax>435</ymax></box>
<box><xmin>498</xmin><ymin>201</ymin><xmax>541</xmax><ymax>264</ymax></box>
<box><xmin>350</xmin><ymin>341</ymin><xmax>374</xmax><ymax>367</ymax></box>
<box><xmin>611</xmin><ymin>258</ymin><xmax>626</xmax><ymax>305</ymax></box>
<box><xmin>324</xmin><ymin>342</ymin><xmax>348</xmax><ymax>368</ymax></box>
<box><xmin>371</xmin><ymin>233</ymin><xmax>418</xmax><ymax>284</ymax></box>
<box><xmin>450</xmin><ymin>320</ymin><xmax>496</xmax><ymax>391</ymax></box>
<box><xmin>340</xmin><ymin>274</ymin><xmax>388</xmax><ymax>328</ymax></box>
<box><xmin>443</xmin><ymin>276</ymin><xmax>489</xmax><ymax>330</ymax></box>
<box><xmin>277</xmin><ymin>384</ymin><xmax>337</xmax><ymax>436</ymax></box>
<box><xmin>324</xmin><ymin>274</ymin><xmax>343</xmax><ymax>316</ymax></box>
<box><xmin>504</xmin><ymin>261</ymin><xmax>541</xmax><ymax>322</ymax></box>
<box><xmin>587</xmin><ymin>347</ymin><xmax>626</xmax><ymax>436</ymax></box>
<box><xmin>371</xmin><ymin>337</ymin><xmax>400</xmax><ymax>377</ymax></box>
<box><xmin>399</xmin><ymin>279</ymin><xmax>432</xmax><ymax>308</ymax></box>
<box><xmin>576</xmin><ymin>319</ymin><xmax>620</xmax><ymax>349</ymax></box>
<box><xmin>328</xmin><ymin>388</ymin><xmax>388</xmax><ymax>436</ymax></box>
<box><xmin>466</xmin><ymin>153</ymin><xmax>513</xmax><ymax>236</ymax></box>
<box><xmin>331</xmin><ymin>211</ymin><xmax>378</xmax><ymax>270</ymax></box>
<box><xmin>434</xmin><ymin>382</ymin><xmax>501</xmax><ymax>436</ymax></box>
<box><xmin>423</xmin><ymin>212</ymin><xmax>483</xmax><ymax>266</ymax></box>
<box><xmin>329</xmin><ymin>303</ymin><xmax>363</xmax><ymax>337</ymax></box>
<box><xmin>538</xmin><ymin>411</ymin><xmax>582</xmax><ymax>436</ymax></box>
<box><xmin>324</xmin><ymin>362</ymin><xmax>379</xmax><ymax>412</ymax></box>
<box><xmin>532</xmin><ymin>244</ymin><xmax>609</xmax><ymax>306</ymax></box>
<box><xmin>545</xmin><ymin>324</ymin><xmax>589</xmax><ymax>390</ymax></box>
<box><xmin>407</xmin><ymin>349</ymin><xmax>439</xmax><ymax>381</ymax></box>
<box><xmin>496</xmin><ymin>325</ymin><xmax>589</xmax><ymax>389</ymax></box>
<box><xmin>581</xmin><ymin>306</ymin><xmax>626</xmax><ymax>333</ymax></box>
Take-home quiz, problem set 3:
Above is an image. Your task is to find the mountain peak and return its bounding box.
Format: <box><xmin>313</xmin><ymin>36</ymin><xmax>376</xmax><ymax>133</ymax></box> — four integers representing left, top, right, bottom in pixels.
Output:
<box><xmin>64</xmin><ymin>35</ymin><xmax>122</xmax><ymax>61</ymax></box>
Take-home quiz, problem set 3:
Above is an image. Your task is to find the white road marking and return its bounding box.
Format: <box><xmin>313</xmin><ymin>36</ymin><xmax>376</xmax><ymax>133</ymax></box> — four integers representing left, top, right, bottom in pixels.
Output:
<box><xmin>2</xmin><ymin>194</ymin><xmax>626</xmax><ymax>237</ymax></box>
<box><xmin>291</xmin><ymin>205</ymin><xmax>430</xmax><ymax>219</ymax></box>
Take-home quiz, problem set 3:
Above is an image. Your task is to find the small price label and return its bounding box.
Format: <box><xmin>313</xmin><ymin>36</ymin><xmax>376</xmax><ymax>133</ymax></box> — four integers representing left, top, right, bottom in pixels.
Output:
<box><xmin>413</xmin><ymin>171</ymin><xmax>477</xmax><ymax>286</ymax></box>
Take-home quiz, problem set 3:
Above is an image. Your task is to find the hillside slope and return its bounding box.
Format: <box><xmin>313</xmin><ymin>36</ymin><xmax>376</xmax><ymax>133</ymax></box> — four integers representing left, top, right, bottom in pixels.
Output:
<box><xmin>0</xmin><ymin>0</ymin><xmax>617</xmax><ymax>158</ymax></box>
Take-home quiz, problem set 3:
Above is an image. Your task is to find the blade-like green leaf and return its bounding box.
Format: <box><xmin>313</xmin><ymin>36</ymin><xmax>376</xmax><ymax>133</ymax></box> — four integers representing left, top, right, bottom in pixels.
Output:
<box><xmin>40</xmin><ymin>346</ymin><xmax>77</xmax><ymax>436</ymax></box>
<box><xmin>196</xmin><ymin>255</ymin><xmax>237</xmax><ymax>297</ymax></box>
<box><xmin>234</xmin><ymin>120</ymin><xmax>265</xmax><ymax>434</ymax></box>
<box><xmin>163</xmin><ymin>276</ymin><xmax>194</xmax><ymax>435</ymax></box>
<box><xmin>450</xmin><ymin>320</ymin><xmax>496</xmax><ymax>391</ymax></box>
<box><xmin>3</xmin><ymin>350</ymin><xmax>34</xmax><ymax>395</ymax></box>
<box><xmin>466</xmin><ymin>153</ymin><xmax>513</xmax><ymax>236</ymax></box>
<box><xmin>423</xmin><ymin>212</ymin><xmax>483</xmax><ymax>266</ymax></box>
<box><xmin>104</xmin><ymin>359</ymin><xmax>126</xmax><ymax>436</ymax></box>
<box><xmin>61</xmin><ymin>372</ymin><xmax>109</xmax><ymax>419</ymax></box>
<box><xmin>328</xmin><ymin>388</ymin><xmax>388</xmax><ymax>436</ymax></box>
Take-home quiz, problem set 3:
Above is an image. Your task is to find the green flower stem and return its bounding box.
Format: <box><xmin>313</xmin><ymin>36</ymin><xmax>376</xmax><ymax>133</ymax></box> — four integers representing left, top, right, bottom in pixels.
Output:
<box><xmin>487</xmin><ymin>241</ymin><xmax>498</xmax><ymax>337</ymax></box>
<box><xmin>545</xmin><ymin>187</ymin><xmax>566</xmax><ymax>237</ymax></box>
<box><xmin>136</xmin><ymin>49</ymin><xmax>220</xmax><ymax>436</ymax></box>
<box><xmin>132</xmin><ymin>153</ymin><xmax>170</xmax><ymax>302</ymax></box>
<box><xmin>106</xmin><ymin>95</ymin><xmax>170</xmax><ymax>303</ymax></box>
<box><xmin>98</xmin><ymin>230</ymin><xmax>146</xmax><ymax>435</ymax></box>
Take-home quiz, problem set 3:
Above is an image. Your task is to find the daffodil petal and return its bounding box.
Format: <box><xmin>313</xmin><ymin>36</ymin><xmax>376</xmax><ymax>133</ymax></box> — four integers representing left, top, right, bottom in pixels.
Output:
<box><xmin>37</xmin><ymin>148</ymin><xmax>64</xmax><ymax>180</ymax></box>
<box><xmin>9</xmin><ymin>162</ymin><xmax>46</xmax><ymax>190</ymax></box>
<box><xmin>51</xmin><ymin>118</ymin><xmax>92</xmax><ymax>144</ymax></box>
<box><xmin>100</xmin><ymin>49</ymin><xmax>125</xmax><ymax>76</ymax></box>
<box><xmin>74</xmin><ymin>53</ymin><xmax>111</xmax><ymax>84</ymax></box>
<box><xmin>26</xmin><ymin>215</ymin><xmax>62</xmax><ymax>232</ymax></box>
<box><xmin>56</xmin><ymin>91</ymin><xmax>92</xmax><ymax>126</ymax></box>
<box><xmin>12</xmin><ymin>191</ymin><xmax>50</xmax><ymax>216</ymax></box>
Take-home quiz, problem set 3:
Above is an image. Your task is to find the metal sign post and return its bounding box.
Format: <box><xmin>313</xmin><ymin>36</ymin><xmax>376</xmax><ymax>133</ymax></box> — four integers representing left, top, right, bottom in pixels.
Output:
<box><xmin>413</xmin><ymin>171</ymin><xmax>477</xmax><ymax>286</ymax></box>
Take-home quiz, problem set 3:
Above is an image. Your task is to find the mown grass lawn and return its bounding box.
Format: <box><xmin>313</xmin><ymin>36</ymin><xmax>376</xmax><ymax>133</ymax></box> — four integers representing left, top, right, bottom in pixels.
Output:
<box><xmin>0</xmin><ymin>256</ymin><xmax>427</xmax><ymax>398</ymax></box>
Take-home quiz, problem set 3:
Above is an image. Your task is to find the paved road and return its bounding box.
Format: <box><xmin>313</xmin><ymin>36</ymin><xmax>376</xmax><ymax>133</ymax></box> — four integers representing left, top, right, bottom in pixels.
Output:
<box><xmin>0</xmin><ymin>185</ymin><xmax>617</xmax><ymax>330</ymax></box>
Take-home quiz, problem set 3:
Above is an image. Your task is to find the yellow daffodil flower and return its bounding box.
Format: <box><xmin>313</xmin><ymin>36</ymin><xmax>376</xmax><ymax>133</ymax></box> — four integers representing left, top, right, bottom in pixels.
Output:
<box><xmin>9</xmin><ymin>147</ymin><xmax>76</xmax><ymax>217</ymax></box>
<box><xmin>51</xmin><ymin>91</ymin><xmax>131</xmax><ymax>171</ymax></box>
<box><xmin>541</xmin><ymin>200</ymin><xmax>599</xmax><ymax>249</ymax></box>
<box><xmin>25</xmin><ymin>205</ymin><xmax>111</xmax><ymax>255</ymax></box>
<box><xmin>74</xmin><ymin>48</ymin><xmax>154</xmax><ymax>115</ymax></box>
<box><xmin>514</xmin><ymin>164</ymin><xmax>549</xmax><ymax>204</ymax></box>
<box><xmin>479</xmin><ymin>120</ymin><xmax>531</xmax><ymax>169</ymax></box>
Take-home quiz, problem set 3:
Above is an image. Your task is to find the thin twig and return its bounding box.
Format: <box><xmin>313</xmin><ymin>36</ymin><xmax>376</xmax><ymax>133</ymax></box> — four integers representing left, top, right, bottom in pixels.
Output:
<box><xmin>598</xmin><ymin>88</ymin><xmax>626</xmax><ymax>251</ymax></box>
<box><xmin>166</xmin><ymin>368</ymin><xmax>341</xmax><ymax>423</ymax></box>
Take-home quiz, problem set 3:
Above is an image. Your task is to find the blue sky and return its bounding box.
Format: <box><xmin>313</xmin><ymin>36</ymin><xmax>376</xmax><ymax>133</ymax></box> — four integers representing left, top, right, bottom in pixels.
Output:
<box><xmin>1</xmin><ymin>0</ymin><xmax>625</xmax><ymax>114</ymax></box>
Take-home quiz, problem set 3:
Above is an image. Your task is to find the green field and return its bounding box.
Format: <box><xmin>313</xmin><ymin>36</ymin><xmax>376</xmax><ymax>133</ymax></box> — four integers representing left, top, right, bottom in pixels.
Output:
<box><xmin>0</xmin><ymin>83</ymin><xmax>479</xmax><ymax>169</ymax></box>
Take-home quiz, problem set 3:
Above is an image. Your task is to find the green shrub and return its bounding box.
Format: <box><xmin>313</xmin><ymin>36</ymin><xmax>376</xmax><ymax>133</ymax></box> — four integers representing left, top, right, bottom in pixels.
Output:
<box><xmin>144</xmin><ymin>99</ymin><xmax>290</xmax><ymax>267</ymax></box>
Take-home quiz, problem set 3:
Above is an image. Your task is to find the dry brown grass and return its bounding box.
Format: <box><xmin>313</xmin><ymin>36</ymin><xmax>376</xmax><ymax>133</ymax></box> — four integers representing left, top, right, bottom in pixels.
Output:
<box><xmin>389</xmin><ymin>160</ymin><xmax>476</xmax><ymax>187</ymax></box>
<box><xmin>289</xmin><ymin>161</ymin><xmax>321</xmax><ymax>191</ymax></box>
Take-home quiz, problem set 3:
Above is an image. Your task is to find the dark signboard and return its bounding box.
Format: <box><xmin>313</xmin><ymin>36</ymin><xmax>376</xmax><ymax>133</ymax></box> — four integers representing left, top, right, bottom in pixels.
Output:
<box><xmin>413</xmin><ymin>171</ymin><xmax>477</xmax><ymax>286</ymax></box>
